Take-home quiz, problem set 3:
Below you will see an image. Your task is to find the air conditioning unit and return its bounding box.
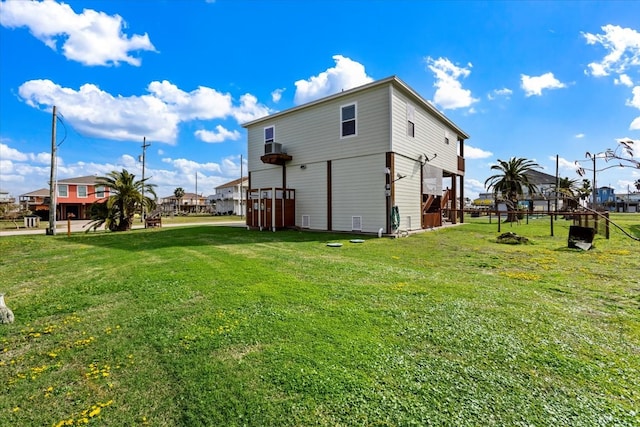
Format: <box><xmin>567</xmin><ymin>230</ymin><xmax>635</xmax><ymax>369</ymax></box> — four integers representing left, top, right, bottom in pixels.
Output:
<box><xmin>264</xmin><ymin>142</ymin><xmax>282</xmax><ymax>154</ymax></box>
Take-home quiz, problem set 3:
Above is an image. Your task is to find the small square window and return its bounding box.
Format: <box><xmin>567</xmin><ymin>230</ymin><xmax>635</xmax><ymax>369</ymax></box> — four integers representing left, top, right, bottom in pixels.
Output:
<box><xmin>264</xmin><ymin>126</ymin><xmax>274</xmax><ymax>143</ymax></box>
<box><xmin>58</xmin><ymin>184</ymin><xmax>68</xmax><ymax>197</ymax></box>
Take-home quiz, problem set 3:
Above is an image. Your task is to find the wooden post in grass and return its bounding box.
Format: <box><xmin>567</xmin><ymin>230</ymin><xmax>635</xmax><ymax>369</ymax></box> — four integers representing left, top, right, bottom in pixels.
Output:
<box><xmin>548</xmin><ymin>200</ymin><xmax>554</xmax><ymax>237</ymax></box>
<box><xmin>67</xmin><ymin>213</ymin><xmax>75</xmax><ymax>237</ymax></box>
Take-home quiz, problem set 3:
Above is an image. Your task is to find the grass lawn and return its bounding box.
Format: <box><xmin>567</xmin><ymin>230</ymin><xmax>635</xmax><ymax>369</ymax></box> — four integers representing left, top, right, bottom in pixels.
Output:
<box><xmin>0</xmin><ymin>214</ymin><xmax>242</xmax><ymax>231</ymax></box>
<box><xmin>1</xmin><ymin>214</ymin><xmax>639</xmax><ymax>426</ymax></box>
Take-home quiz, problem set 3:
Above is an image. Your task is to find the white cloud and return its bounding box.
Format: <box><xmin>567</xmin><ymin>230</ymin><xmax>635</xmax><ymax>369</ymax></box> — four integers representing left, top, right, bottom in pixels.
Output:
<box><xmin>464</xmin><ymin>178</ymin><xmax>487</xmax><ymax>199</ymax></box>
<box><xmin>487</xmin><ymin>87</ymin><xmax>512</xmax><ymax>100</ymax></box>
<box><xmin>464</xmin><ymin>145</ymin><xmax>493</xmax><ymax>159</ymax></box>
<box><xmin>626</xmin><ymin>86</ymin><xmax>640</xmax><ymax>109</ymax></box>
<box><xmin>17</xmin><ymin>79</ymin><xmax>267</xmax><ymax>144</ymax></box>
<box><xmin>0</xmin><ymin>0</ymin><xmax>156</xmax><ymax>66</ymax></box>
<box><xmin>0</xmin><ymin>141</ymin><xmax>245</xmax><ymax>199</ymax></box>
<box><xmin>232</xmin><ymin>93</ymin><xmax>272</xmax><ymax>123</ymax></box>
<box><xmin>583</xmin><ymin>25</ymin><xmax>640</xmax><ymax>77</ymax></box>
<box><xmin>19</xmin><ymin>79</ymin><xmax>180</xmax><ymax>143</ymax></box>
<box><xmin>0</xmin><ymin>142</ymin><xmax>28</xmax><ymax>161</ymax></box>
<box><xmin>615</xmin><ymin>74</ymin><xmax>634</xmax><ymax>87</ymax></box>
<box><xmin>425</xmin><ymin>57</ymin><xmax>478</xmax><ymax>110</ymax></box>
<box><xmin>0</xmin><ymin>159</ymin><xmax>14</xmax><ymax>174</ymax></box>
<box><xmin>271</xmin><ymin>88</ymin><xmax>285</xmax><ymax>103</ymax></box>
<box><xmin>630</xmin><ymin>116</ymin><xmax>640</xmax><ymax>130</ymax></box>
<box><xmin>575</xmin><ymin>133</ymin><xmax>585</xmax><ymax>139</ymax></box>
<box><xmin>294</xmin><ymin>55</ymin><xmax>373</xmax><ymax>105</ymax></box>
<box><xmin>195</xmin><ymin>125</ymin><xmax>241</xmax><ymax>143</ymax></box>
<box><xmin>161</xmin><ymin>157</ymin><xmax>222</xmax><ymax>175</ymax></box>
<box><xmin>520</xmin><ymin>72</ymin><xmax>566</xmax><ymax>97</ymax></box>
<box><xmin>147</xmin><ymin>80</ymin><xmax>233</xmax><ymax>120</ymax></box>
<box><xmin>554</xmin><ymin>156</ymin><xmax>579</xmax><ymax>171</ymax></box>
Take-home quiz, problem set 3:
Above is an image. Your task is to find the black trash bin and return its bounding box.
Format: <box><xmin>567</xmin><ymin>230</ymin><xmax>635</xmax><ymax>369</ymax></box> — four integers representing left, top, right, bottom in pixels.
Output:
<box><xmin>568</xmin><ymin>225</ymin><xmax>595</xmax><ymax>250</ymax></box>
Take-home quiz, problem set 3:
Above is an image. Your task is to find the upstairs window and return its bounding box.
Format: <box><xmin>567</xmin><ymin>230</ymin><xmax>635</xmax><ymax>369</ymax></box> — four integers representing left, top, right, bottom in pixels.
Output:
<box><xmin>444</xmin><ymin>130</ymin><xmax>450</xmax><ymax>145</ymax></box>
<box><xmin>58</xmin><ymin>184</ymin><xmax>68</xmax><ymax>198</ymax></box>
<box><xmin>407</xmin><ymin>104</ymin><xmax>415</xmax><ymax>138</ymax></box>
<box><xmin>77</xmin><ymin>185</ymin><xmax>87</xmax><ymax>198</ymax></box>
<box><xmin>95</xmin><ymin>185</ymin><xmax>105</xmax><ymax>198</ymax></box>
<box><xmin>341</xmin><ymin>103</ymin><xmax>356</xmax><ymax>138</ymax></box>
<box><xmin>264</xmin><ymin>126</ymin><xmax>274</xmax><ymax>143</ymax></box>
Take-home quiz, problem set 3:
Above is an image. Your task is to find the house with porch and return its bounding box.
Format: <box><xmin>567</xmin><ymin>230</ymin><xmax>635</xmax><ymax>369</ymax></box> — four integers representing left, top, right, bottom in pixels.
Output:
<box><xmin>209</xmin><ymin>177</ymin><xmax>248</xmax><ymax>215</ymax></box>
<box><xmin>242</xmin><ymin>76</ymin><xmax>468</xmax><ymax>234</ymax></box>
<box><xmin>159</xmin><ymin>192</ymin><xmax>209</xmax><ymax>215</ymax></box>
<box><xmin>20</xmin><ymin>176</ymin><xmax>109</xmax><ymax>220</ymax></box>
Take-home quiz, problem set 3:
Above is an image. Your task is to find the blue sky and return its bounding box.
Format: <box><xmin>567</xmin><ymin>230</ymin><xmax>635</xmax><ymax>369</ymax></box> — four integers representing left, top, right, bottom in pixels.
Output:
<box><xmin>1</xmin><ymin>0</ymin><xmax>639</xmax><ymax>200</ymax></box>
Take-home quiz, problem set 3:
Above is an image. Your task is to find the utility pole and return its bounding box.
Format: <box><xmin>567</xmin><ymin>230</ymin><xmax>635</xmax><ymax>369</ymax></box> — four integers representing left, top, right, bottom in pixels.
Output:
<box><xmin>555</xmin><ymin>154</ymin><xmax>559</xmax><ymax>214</ymax></box>
<box><xmin>592</xmin><ymin>155</ymin><xmax>597</xmax><ymax>211</ymax></box>
<box><xmin>47</xmin><ymin>106</ymin><xmax>57</xmax><ymax>235</ymax></box>
<box><xmin>240</xmin><ymin>154</ymin><xmax>244</xmax><ymax>219</ymax></box>
<box><xmin>195</xmin><ymin>172</ymin><xmax>198</xmax><ymax>211</ymax></box>
<box><xmin>140</xmin><ymin>137</ymin><xmax>150</xmax><ymax>222</ymax></box>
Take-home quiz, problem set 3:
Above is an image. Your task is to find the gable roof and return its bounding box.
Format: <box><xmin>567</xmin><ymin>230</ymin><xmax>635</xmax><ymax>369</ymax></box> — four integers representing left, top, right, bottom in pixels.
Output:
<box><xmin>215</xmin><ymin>177</ymin><xmax>248</xmax><ymax>190</ymax></box>
<box><xmin>57</xmin><ymin>175</ymin><xmax>101</xmax><ymax>185</ymax></box>
<box><xmin>242</xmin><ymin>76</ymin><xmax>470</xmax><ymax>140</ymax></box>
<box><xmin>524</xmin><ymin>169</ymin><xmax>557</xmax><ymax>186</ymax></box>
<box><xmin>20</xmin><ymin>188</ymin><xmax>49</xmax><ymax>197</ymax></box>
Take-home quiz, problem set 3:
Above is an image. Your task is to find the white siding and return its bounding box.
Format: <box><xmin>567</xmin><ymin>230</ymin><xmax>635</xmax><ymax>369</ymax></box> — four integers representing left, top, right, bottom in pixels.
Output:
<box><xmin>332</xmin><ymin>154</ymin><xmax>387</xmax><ymax>233</ymax></box>
<box><xmin>390</xmin><ymin>87</ymin><xmax>459</xmax><ymax>174</ymax></box>
<box><xmin>393</xmin><ymin>154</ymin><xmax>422</xmax><ymax>230</ymax></box>
<box><xmin>250</xmin><ymin>168</ymin><xmax>282</xmax><ymax>189</ymax></box>
<box><xmin>287</xmin><ymin>162</ymin><xmax>327</xmax><ymax>230</ymax></box>
<box><xmin>247</xmin><ymin>85</ymin><xmax>391</xmax><ymax>172</ymax></box>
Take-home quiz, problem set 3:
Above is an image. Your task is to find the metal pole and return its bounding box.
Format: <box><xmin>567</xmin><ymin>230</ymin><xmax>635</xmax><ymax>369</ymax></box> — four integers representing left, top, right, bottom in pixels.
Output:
<box><xmin>141</xmin><ymin>137</ymin><xmax>150</xmax><ymax>222</ymax></box>
<box><xmin>592</xmin><ymin>156</ymin><xmax>597</xmax><ymax>210</ymax></box>
<box><xmin>48</xmin><ymin>106</ymin><xmax>57</xmax><ymax>235</ymax></box>
<box><xmin>555</xmin><ymin>154</ymin><xmax>559</xmax><ymax>216</ymax></box>
<box><xmin>240</xmin><ymin>155</ymin><xmax>244</xmax><ymax>218</ymax></box>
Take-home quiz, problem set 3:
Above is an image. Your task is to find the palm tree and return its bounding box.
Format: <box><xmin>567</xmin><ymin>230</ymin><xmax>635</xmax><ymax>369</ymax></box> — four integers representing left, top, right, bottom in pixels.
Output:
<box><xmin>484</xmin><ymin>157</ymin><xmax>541</xmax><ymax>222</ymax></box>
<box><xmin>577</xmin><ymin>179</ymin><xmax>592</xmax><ymax>203</ymax></box>
<box><xmin>87</xmin><ymin>169</ymin><xmax>156</xmax><ymax>231</ymax></box>
<box><xmin>173</xmin><ymin>187</ymin><xmax>185</xmax><ymax>214</ymax></box>
<box><xmin>555</xmin><ymin>177</ymin><xmax>579</xmax><ymax>210</ymax></box>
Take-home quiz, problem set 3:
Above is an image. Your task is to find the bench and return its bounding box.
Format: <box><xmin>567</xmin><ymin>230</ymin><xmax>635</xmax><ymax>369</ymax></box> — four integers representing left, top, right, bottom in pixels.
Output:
<box><xmin>145</xmin><ymin>217</ymin><xmax>162</xmax><ymax>228</ymax></box>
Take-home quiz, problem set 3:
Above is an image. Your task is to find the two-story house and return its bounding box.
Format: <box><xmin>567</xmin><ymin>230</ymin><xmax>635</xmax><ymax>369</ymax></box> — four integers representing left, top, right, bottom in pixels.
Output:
<box><xmin>159</xmin><ymin>192</ymin><xmax>209</xmax><ymax>215</ymax></box>
<box><xmin>209</xmin><ymin>177</ymin><xmax>248</xmax><ymax>216</ymax></box>
<box><xmin>243</xmin><ymin>76</ymin><xmax>469</xmax><ymax>234</ymax></box>
<box><xmin>19</xmin><ymin>188</ymin><xmax>49</xmax><ymax>214</ymax></box>
<box><xmin>20</xmin><ymin>176</ymin><xmax>109</xmax><ymax>220</ymax></box>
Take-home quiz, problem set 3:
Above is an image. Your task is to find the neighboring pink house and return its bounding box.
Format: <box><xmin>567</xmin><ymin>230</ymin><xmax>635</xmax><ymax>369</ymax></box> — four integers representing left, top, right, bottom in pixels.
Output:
<box><xmin>20</xmin><ymin>175</ymin><xmax>109</xmax><ymax>220</ymax></box>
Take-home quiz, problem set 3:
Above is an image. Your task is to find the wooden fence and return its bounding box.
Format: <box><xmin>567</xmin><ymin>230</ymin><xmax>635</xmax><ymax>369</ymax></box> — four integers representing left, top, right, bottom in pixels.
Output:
<box><xmin>461</xmin><ymin>209</ymin><xmax>610</xmax><ymax>239</ymax></box>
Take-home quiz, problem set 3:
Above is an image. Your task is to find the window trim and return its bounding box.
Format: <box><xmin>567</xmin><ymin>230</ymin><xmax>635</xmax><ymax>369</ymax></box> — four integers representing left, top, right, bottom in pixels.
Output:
<box><xmin>77</xmin><ymin>185</ymin><xmax>87</xmax><ymax>198</ymax></box>
<box><xmin>57</xmin><ymin>184</ymin><xmax>68</xmax><ymax>198</ymax></box>
<box><xmin>264</xmin><ymin>126</ymin><xmax>275</xmax><ymax>144</ymax></box>
<box><xmin>407</xmin><ymin>103</ymin><xmax>415</xmax><ymax>138</ymax></box>
<box><xmin>340</xmin><ymin>102</ymin><xmax>357</xmax><ymax>139</ymax></box>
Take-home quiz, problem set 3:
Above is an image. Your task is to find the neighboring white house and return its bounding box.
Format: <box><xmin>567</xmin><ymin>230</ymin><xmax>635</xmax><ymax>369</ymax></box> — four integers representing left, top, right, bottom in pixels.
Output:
<box><xmin>209</xmin><ymin>177</ymin><xmax>248</xmax><ymax>215</ymax></box>
<box><xmin>242</xmin><ymin>76</ymin><xmax>469</xmax><ymax>234</ymax></box>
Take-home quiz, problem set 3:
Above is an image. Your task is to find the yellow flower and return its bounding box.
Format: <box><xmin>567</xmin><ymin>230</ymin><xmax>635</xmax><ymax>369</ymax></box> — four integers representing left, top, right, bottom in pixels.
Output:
<box><xmin>12</xmin><ymin>407</ymin><xmax>20</xmax><ymax>412</ymax></box>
